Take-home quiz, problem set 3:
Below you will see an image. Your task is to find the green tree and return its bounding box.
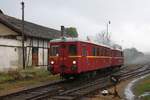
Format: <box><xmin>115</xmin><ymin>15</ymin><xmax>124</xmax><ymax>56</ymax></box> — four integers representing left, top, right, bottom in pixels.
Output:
<box><xmin>66</xmin><ymin>27</ymin><xmax>78</xmax><ymax>37</ymax></box>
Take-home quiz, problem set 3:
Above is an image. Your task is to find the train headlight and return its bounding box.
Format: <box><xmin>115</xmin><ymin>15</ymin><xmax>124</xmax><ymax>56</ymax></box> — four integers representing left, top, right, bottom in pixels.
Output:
<box><xmin>50</xmin><ymin>61</ymin><xmax>54</xmax><ymax>64</ymax></box>
<box><xmin>72</xmin><ymin>61</ymin><xmax>76</xmax><ymax>64</ymax></box>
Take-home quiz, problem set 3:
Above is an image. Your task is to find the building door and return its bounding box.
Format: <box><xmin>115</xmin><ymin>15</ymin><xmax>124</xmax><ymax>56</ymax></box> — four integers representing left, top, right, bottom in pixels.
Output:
<box><xmin>32</xmin><ymin>47</ymin><xmax>38</xmax><ymax>66</ymax></box>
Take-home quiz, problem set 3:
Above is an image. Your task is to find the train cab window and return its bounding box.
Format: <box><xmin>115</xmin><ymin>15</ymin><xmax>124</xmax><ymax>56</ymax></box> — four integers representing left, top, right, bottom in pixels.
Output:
<box><xmin>50</xmin><ymin>45</ymin><xmax>59</xmax><ymax>56</ymax></box>
<box><xmin>82</xmin><ymin>47</ymin><xmax>87</xmax><ymax>56</ymax></box>
<box><xmin>69</xmin><ymin>45</ymin><xmax>77</xmax><ymax>56</ymax></box>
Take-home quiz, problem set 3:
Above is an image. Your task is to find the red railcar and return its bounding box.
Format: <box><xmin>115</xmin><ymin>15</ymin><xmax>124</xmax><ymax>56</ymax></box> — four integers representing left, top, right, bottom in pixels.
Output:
<box><xmin>48</xmin><ymin>38</ymin><xmax>123</xmax><ymax>78</ymax></box>
<box><xmin>111</xmin><ymin>49</ymin><xmax>124</xmax><ymax>67</ymax></box>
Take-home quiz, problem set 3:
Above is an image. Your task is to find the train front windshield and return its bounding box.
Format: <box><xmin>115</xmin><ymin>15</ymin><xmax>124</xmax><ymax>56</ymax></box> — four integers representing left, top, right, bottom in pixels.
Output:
<box><xmin>69</xmin><ymin>45</ymin><xmax>77</xmax><ymax>56</ymax></box>
<box><xmin>50</xmin><ymin>45</ymin><xmax>59</xmax><ymax>56</ymax></box>
<box><xmin>50</xmin><ymin>44</ymin><xmax>77</xmax><ymax>56</ymax></box>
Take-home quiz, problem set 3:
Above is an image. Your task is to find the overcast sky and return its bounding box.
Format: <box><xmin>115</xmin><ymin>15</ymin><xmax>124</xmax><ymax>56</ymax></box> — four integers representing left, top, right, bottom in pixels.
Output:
<box><xmin>1</xmin><ymin>0</ymin><xmax>150</xmax><ymax>52</ymax></box>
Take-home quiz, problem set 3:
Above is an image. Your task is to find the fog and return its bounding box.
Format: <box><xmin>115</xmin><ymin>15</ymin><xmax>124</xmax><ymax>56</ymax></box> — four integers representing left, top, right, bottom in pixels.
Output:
<box><xmin>1</xmin><ymin>0</ymin><xmax>150</xmax><ymax>52</ymax></box>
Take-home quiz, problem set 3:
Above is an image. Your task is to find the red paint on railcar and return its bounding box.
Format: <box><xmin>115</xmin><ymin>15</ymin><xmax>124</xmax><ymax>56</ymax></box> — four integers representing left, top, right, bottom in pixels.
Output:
<box><xmin>48</xmin><ymin>39</ymin><xmax>124</xmax><ymax>76</ymax></box>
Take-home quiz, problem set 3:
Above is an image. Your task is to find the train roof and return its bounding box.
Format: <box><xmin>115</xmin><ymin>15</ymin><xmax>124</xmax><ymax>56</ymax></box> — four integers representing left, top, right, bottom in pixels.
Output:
<box><xmin>50</xmin><ymin>37</ymin><xmax>122</xmax><ymax>51</ymax></box>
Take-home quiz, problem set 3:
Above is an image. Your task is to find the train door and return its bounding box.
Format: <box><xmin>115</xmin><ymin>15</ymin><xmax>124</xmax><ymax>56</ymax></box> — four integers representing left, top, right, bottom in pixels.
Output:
<box><xmin>59</xmin><ymin>43</ymin><xmax>70</xmax><ymax>73</ymax></box>
<box><xmin>32</xmin><ymin>47</ymin><xmax>38</xmax><ymax>66</ymax></box>
<box><xmin>59</xmin><ymin>43</ymin><xmax>67</xmax><ymax>65</ymax></box>
<box><xmin>81</xmin><ymin>46</ymin><xmax>87</xmax><ymax>71</ymax></box>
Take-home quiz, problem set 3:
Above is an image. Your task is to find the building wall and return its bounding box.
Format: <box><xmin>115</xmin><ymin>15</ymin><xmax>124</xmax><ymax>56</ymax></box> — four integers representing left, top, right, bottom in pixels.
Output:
<box><xmin>0</xmin><ymin>23</ymin><xmax>17</xmax><ymax>36</ymax></box>
<box><xmin>0</xmin><ymin>23</ymin><xmax>50</xmax><ymax>71</ymax></box>
<box><xmin>0</xmin><ymin>38</ymin><xmax>22</xmax><ymax>72</ymax></box>
<box><xmin>25</xmin><ymin>38</ymin><xmax>49</xmax><ymax>67</ymax></box>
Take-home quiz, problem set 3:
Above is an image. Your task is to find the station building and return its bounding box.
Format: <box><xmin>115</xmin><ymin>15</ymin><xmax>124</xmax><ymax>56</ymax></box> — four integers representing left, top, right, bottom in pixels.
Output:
<box><xmin>0</xmin><ymin>10</ymin><xmax>77</xmax><ymax>72</ymax></box>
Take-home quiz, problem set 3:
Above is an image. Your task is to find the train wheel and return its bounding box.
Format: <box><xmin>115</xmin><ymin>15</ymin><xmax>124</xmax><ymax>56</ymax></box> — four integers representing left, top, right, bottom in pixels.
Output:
<box><xmin>61</xmin><ymin>74</ymin><xmax>71</xmax><ymax>80</ymax></box>
<box><xmin>91</xmin><ymin>71</ymin><xmax>97</xmax><ymax>78</ymax></box>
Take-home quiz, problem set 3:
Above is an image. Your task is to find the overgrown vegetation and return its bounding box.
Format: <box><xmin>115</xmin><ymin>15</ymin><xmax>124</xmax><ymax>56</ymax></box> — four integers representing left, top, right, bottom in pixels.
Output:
<box><xmin>0</xmin><ymin>68</ymin><xmax>50</xmax><ymax>83</ymax></box>
<box><xmin>0</xmin><ymin>68</ymin><xmax>59</xmax><ymax>94</ymax></box>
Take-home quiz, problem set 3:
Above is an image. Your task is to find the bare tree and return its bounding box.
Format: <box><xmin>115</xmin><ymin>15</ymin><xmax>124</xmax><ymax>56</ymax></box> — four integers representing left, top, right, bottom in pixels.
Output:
<box><xmin>95</xmin><ymin>30</ymin><xmax>111</xmax><ymax>45</ymax></box>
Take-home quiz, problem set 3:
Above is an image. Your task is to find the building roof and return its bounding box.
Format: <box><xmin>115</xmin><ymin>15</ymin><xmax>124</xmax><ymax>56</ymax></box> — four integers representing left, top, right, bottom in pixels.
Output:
<box><xmin>0</xmin><ymin>12</ymin><xmax>76</xmax><ymax>39</ymax></box>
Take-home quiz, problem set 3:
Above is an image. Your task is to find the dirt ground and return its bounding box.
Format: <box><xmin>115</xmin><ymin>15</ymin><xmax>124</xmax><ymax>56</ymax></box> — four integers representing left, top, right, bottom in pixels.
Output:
<box><xmin>0</xmin><ymin>75</ymin><xmax>59</xmax><ymax>96</ymax></box>
<box><xmin>82</xmin><ymin>79</ymin><xmax>132</xmax><ymax>100</ymax></box>
<box><xmin>82</xmin><ymin>64</ymin><xmax>149</xmax><ymax>100</ymax></box>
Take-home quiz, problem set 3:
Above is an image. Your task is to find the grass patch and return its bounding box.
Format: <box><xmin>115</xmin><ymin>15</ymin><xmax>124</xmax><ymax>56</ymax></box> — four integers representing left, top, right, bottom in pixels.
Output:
<box><xmin>140</xmin><ymin>95</ymin><xmax>150</xmax><ymax>100</ymax></box>
<box><xmin>134</xmin><ymin>75</ymin><xmax>150</xmax><ymax>100</ymax></box>
<box><xmin>0</xmin><ymin>68</ymin><xmax>60</xmax><ymax>95</ymax></box>
<box><xmin>0</xmin><ymin>73</ymin><xmax>14</xmax><ymax>83</ymax></box>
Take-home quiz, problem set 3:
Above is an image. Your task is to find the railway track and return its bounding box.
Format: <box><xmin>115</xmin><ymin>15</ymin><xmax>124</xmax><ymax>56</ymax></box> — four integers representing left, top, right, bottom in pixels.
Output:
<box><xmin>50</xmin><ymin>64</ymin><xmax>150</xmax><ymax>100</ymax></box>
<box><xmin>0</xmin><ymin>80</ymin><xmax>66</xmax><ymax>100</ymax></box>
<box><xmin>0</xmin><ymin>64</ymin><xmax>149</xmax><ymax>100</ymax></box>
<box><xmin>0</xmin><ymin>65</ymin><xmax>121</xmax><ymax>100</ymax></box>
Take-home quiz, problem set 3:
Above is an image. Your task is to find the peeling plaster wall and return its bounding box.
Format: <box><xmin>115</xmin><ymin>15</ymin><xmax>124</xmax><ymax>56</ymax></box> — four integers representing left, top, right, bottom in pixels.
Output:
<box><xmin>0</xmin><ymin>38</ymin><xmax>22</xmax><ymax>72</ymax></box>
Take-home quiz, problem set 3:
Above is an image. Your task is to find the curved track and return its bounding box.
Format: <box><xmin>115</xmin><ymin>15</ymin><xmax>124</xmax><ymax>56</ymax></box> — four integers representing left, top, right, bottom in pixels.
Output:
<box><xmin>51</xmin><ymin>64</ymin><xmax>150</xmax><ymax>100</ymax></box>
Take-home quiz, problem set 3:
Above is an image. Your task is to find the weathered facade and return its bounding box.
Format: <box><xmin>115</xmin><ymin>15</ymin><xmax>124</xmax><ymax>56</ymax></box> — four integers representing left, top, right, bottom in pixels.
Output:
<box><xmin>0</xmin><ymin>10</ymin><xmax>77</xmax><ymax>72</ymax></box>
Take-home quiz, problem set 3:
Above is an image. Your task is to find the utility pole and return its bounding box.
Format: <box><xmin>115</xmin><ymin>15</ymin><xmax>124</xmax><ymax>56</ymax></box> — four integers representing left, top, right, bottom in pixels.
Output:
<box><xmin>21</xmin><ymin>1</ymin><xmax>25</xmax><ymax>69</ymax></box>
<box><xmin>106</xmin><ymin>21</ymin><xmax>111</xmax><ymax>41</ymax></box>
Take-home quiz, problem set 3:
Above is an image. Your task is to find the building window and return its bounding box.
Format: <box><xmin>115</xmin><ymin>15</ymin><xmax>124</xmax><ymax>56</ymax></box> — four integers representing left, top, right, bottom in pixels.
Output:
<box><xmin>32</xmin><ymin>47</ymin><xmax>38</xmax><ymax>53</ymax></box>
<box><xmin>32</xmin><ymin>47</ymin><xmax>38</xmax><ymax>66</ymax></box>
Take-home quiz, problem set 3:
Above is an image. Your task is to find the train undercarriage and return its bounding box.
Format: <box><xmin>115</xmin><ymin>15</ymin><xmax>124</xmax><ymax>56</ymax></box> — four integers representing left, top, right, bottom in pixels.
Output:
<box><xmin>60</xmin><ymin>65</ymin><xmax>122</xmax><ymax>79</ymax></box>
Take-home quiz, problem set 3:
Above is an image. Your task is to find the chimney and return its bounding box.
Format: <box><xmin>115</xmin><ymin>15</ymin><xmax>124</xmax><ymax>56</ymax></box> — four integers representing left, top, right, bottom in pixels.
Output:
<box><xmin>61</xmin><ymin>26</ymin><xmax>65</xmax><ymax>37</ymax></box>
<box><xmin>0</xmin><ymin>9</ymin><xmax>4</xmax><ymax>14</ymax></box>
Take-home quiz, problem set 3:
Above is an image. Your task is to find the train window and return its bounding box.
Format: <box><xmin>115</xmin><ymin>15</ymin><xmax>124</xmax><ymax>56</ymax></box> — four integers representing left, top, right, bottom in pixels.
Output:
<box><xmin>114</xmin><ymin>51</ymin><xmax>116</xmax><ymax>57</ymax></box>
<box><xmin>102</xmin><ymin>48</ymin><xmax>104</xmax><ymax>56</ymax></box>
<box><xmin>107</xmin><ymin>49</ymin><xmax>109</xmax><ymax>56</ymax></box>
<box><xmin>69</xmin><ymin>45</ymin><xmax>77</xmax><ymax>56</ymax></box>
<box><xmin>121</xmin><ymin>52</ymin><xmax>123</xmax><ymax>57</ymax></box>
<box><xmin>99</xmin><ymin>47</ymin><xmax>101</xmax><ymax>56</ymax></box>
<box><xmin>106</xmin><ymin>49</ymin><xmax>108</xmax><ymax>56</ymax></box>
<box><xmin>50</xmin><ymin>45</ymin><xmax>59</xmax><ymax>56</ymax></box>
<box><xmin>92</xmin><ymin>47</ymin><xmax>96</xmax><ymax>56</ymax></box>
<box><xmin>107</xmin><ymin>49</ymin><xmax>110</xmax><ymax>56</ymax></box>
<box><xmin>119</xmin><ymin>52</ymin><xmax>121</xmax><ymax>57</ymax></box>
<box><xmin>103</xmin><ymin>48</ymin><xmax>106</xmax><ymax>56</ymax></box>
<box><xmin>82</xmin><ymin>47</ymin><xmax>87</xmax><ymax>56</ymax></box>
<box><xmin>105</xmin><ymin>48</ymin><xmax>107</xmax><ymax>56</ymax></box>
<box><xmin>97</xmin><ymin>47</ymin><xmax>99</xmax><ymax>56</ymax></box>
<box><xmin>100</xmin><ymin>48</ymin><xmax>103</xmax><ymax>56</ymax></box>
